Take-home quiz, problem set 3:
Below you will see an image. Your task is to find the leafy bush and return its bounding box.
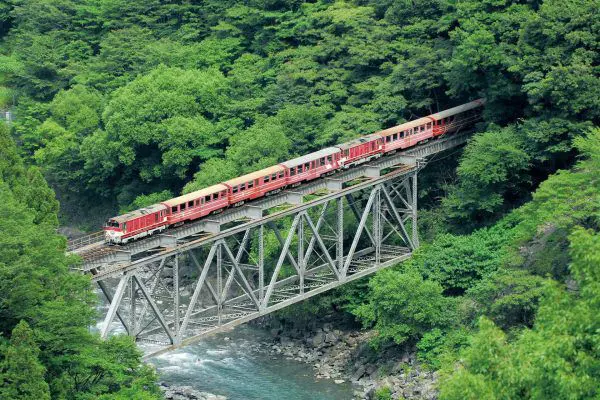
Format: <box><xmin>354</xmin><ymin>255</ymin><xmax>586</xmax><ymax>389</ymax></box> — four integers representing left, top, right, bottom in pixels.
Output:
<box><xmin>353</xmin><ymin>269</ymin><xmax>456</xmax><ymax>348</ymax></box>
<box><xmin>375</xmin><ymin>386</ymin><xmax>393</xmax><ymax>400</ymax></box>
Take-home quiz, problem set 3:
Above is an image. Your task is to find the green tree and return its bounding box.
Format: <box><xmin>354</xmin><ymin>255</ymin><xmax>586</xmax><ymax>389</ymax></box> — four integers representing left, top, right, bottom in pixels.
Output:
<box><xmin>440</xmin><ymin>229</ymin><xmax>600</xmax><ymax>400</ymax></box>
<box><xmin>466</xmin><ymin>269</ymin><xmax>545</xmax><ymax>329</ymax></box>
<box><xmin>408</xmin><ymin>222</ymin><xmax>513</xmax><ymax>293</ymax></box>
<box><xmin>443</xmin><ymin>126</ymin><xmax>531</xmax><ymax>226</ymax></box>
<box><xmin>354</xmin><ymin>270</ymin><xmax>455</xmax><ymax>347</ymax></box>
<box><xmin>0</xmin><ymin>321</ymin><xmax>50</xmax><ymax>400</ymax></box>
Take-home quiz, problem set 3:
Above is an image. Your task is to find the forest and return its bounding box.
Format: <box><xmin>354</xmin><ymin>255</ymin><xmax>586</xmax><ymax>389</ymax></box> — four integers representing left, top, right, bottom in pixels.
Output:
<box><xmin>0</xmin><ymin>0</ymin><xmax>598</xmax><ymax>399</ymax></box>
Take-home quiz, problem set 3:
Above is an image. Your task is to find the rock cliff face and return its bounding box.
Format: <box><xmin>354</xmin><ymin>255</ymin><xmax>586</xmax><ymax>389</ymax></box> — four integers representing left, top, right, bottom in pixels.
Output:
<box><xmin>263</xmin><ymin>320</ymin><xmax>438</xmax><ymax>400</ymax></box>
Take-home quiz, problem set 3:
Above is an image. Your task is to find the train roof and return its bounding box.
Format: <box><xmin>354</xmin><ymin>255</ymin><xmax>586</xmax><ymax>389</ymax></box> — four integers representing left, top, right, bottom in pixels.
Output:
<box><xmin>162</xmin><ymin>184</ymin><xmax>229</xmax><ymax>207</ymax></box>
<box><xmin>224</xmin><ymin>165</ymin><xmax>286</xmax><ymax>187</ymax></box>
<box><xmin>336</xmin><ymin>133</ymin><xmax>383</xmax><ymax>150</ymax></box>
<box><xmin>377</xmin><ymin>117</ymin><xmax>434</xmax><ymax>136</ymax></box>
<box><xmin>430</xmin><ymin>98</ymin><xmax>486</xmax><ymax>120</ymax></box>
<box><xmin>280</xmin><ymin>147</ymin><xmax>340</xmax><ymax>168</ymax></box>
<box><xmin>110</xmin><ymin>203</ymin><xmax>167</xmax><ymax>223</ymax></box>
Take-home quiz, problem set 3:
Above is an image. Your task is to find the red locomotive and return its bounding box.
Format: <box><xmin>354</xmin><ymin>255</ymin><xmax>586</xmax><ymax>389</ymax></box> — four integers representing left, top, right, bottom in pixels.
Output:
<box><xmin>104</xmin><ymin>99</ymin><xmax>485</xmax><ymax>244</ymax></box>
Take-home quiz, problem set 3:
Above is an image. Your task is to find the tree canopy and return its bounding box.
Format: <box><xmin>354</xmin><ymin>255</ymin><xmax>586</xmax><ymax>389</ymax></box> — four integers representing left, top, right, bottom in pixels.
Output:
<box><xmin>0</xmin><ymin>1</ymin><xmax>598</xmax><ymax>398</ymax></box>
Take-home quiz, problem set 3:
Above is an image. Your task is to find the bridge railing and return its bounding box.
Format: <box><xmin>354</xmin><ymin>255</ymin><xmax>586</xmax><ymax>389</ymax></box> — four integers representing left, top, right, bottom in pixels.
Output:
<box><xmin>67</xmin><ymin>231</ymin><xmax>104</xmax><ymax>252</ymax></box>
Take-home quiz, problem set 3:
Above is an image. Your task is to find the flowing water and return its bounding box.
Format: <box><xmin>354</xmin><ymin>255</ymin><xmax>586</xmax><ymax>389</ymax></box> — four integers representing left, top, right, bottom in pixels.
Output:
<box><xmin>148</xmin><ymin>325</ymin><xmax>356</xmax><ymax>400</ymax></box>
<box><xmin>95</xmin><ymin>291</ymin><xmax>354</xmax><ymax>399</ymax></box>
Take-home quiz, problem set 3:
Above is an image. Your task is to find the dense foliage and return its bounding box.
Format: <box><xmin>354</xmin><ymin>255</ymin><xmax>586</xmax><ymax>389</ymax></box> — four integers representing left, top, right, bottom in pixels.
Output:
<box><xmin>0</xmin><ymin>124</ymin><xmax>161</xmax><ymax>399</ymax></box>
<box><xmin>0</xmin><ymin>0</ymin><xmax>599</xmax><ymax>398</ymax></box>
<box><xmin>1</xmin><ymin>0</ymin><xmax>596</xmax><ymax>224</ymax></box>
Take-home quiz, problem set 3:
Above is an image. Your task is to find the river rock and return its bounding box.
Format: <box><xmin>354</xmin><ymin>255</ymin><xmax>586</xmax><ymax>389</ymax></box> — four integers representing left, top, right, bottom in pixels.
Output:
<box><xmin>365</xmin><ymin>364</ymin><xmax>377</xmax><ymax>377</ymax></box>
<box><xmin>280</xmin><ymin>336</ymin><xmax>292</xmax><ymax>346</ymax></box>
<box><xmin>311</xmin><ymin>331</ymin><xmax>326</xmax><ymax>347</ymax></box>
<box><xmin>345</xmin><ymin>335</ymin><xmax>357</xmax><ymax>346</ymax></box>
<box><xmin>352</xmin><ymin>365</ymin><xmax>366</xmax><ymax>381</ymax></box>
<box><xmin>325</xmin><ymin>332</ymin><xmax>338</xmax><ymax>344</ymax></box>
<box><xmin>160</xmin><ymin>384</ymin><xmax>227</xmax><ymax>400</ymax></box>
<box><xmin>252</xmin><ymin>322</ymin><xmax>440</xmax><ymax>400</ymax></box>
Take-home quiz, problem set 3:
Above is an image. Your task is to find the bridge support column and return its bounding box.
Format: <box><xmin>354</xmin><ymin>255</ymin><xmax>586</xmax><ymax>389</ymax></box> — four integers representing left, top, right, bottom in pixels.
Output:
<box><xmin>258</xmin><ymin>225</ymin><xmax>265</xmax><ymax>308</ymax></box>
<box><xmin>373</xmin><ymin>186</ymin><xmax>381</xmax><ymax>266</ymax></box>
<box><xmin>298</xmin><ymin>216</ymin><xmax>305</xmax><ymax>295</ymax></box>
<box><xmin>129</xmin><ymin>275</ymin><xmax>136</xmax><ymax>338</ymax></box>
<box><xmin>216</xmin><ymin>243</ymin><xmax>222</xmax><ymax>326</ymax></box>
<box><xmin>411</xmin><ymin>171</ymin><xmax>419</xmax><ymax>249</ymax></box>
<box><xmin>173</xmin><ymin>254</ymin><xmax>180</xmax><ymax>344</ymax></box>
<box><xmin>336</xmin><ymin>197</ymin><xmax>344</xmax><ymax>273</ymax></box>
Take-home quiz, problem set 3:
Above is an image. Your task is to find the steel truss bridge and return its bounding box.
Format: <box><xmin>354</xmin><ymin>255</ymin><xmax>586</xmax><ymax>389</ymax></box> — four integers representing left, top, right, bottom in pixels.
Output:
<box><xmin>70</xmin><ymin>131</ymin><xmax>471</xmax><ymax>358</ymax></box>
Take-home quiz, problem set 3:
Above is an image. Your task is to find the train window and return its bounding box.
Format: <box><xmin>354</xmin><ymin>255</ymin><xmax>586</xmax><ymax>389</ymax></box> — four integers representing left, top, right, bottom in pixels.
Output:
<box><xmin>344</xmin><ymin>149</ymin><xmax>349</xmax><ymax>157</ymax></box>
<box><xmin>205</xmin><ymin>195</ymin><xmax>211</xmax><ymax>203</ymax></box>
<box><xmin>271</xmin><ymin>173</ymin><xmax>277</xmax><ymax>180</ymax></box>
<box><xmin>155</xmin><ymin>213</ymin><xmax>159</xmax><ymax>222</ymax></box>
<box><xmin>181</xmin><ymin>203</ymin><xmax>186</xmax><ymax>210</ymax></box>
<box><xmin>248</xmin><ymin>181</ymin><xmax>254</xmax><ymax>189</ymax></box>
<box><xmin>278</xmin><ymin>172</ymin><xmax>284</xmax><ymax>178</ymax></box>
<box><xmin>123</xmin><ymin>222</ymin><xmax>127</xmax><ymax>232</ymax></box>
<box><xmin>264</xmin><ymin>175</ymin><xmax>270</xmax><ymax>183</ymax></box>
<box><xmin>304</xmin><ymin>163</ymin><xmax>310</xmax><ymax>171</ymax></box>
<box><xmin>327</xmin><ymin>155</ymin><xmax>333</xmax><ymax>163</ymax></box>
<box><xmin>290</xmin><ymin>167</ymin><xmax>296</xmax><ymax>176</ymax></box>
<box><xmin>320</xmin><ymin>157</ymin><xmax>325</xmax><ymax>165</ymax></box>
<box><xmin>171</xmin><ymin>206</ymin><xmax>177</xmax><ymax>213</ymax></box>
<box><xmin>386</xmin><ymin>135</ymin><xmax>391</xmax><ymax>143</ymax></box>
<box><xmin>188</xmin><ymin>201</ymin><xmax>194</xmax><ymax>208</ymax></box>
<box><xmin>427</xmin><ymin>122</ymin><xmax>432</xmax><ymax>129</ymax></box>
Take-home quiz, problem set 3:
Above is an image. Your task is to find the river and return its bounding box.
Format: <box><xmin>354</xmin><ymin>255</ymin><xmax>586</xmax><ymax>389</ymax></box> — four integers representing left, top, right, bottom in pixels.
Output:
<box><xmin>148</xmin><ymin>325</ymin><xmax>356</xmax><ymax>400</ymax></box>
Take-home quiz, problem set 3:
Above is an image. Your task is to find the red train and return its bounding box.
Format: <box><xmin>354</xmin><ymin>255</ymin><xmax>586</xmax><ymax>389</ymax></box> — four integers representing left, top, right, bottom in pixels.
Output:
<box><xmin>104</xmin><ymin>99</ymin><xmax>485</xmax><ymax>244</ymax></box>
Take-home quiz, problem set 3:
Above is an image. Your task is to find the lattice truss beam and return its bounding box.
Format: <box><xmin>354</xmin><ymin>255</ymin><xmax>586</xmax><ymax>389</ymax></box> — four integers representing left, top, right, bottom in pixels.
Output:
<box><xmin>97</xmin><ymin>173</ymin><xmax>418</xmax><ymax>354</ymax></box>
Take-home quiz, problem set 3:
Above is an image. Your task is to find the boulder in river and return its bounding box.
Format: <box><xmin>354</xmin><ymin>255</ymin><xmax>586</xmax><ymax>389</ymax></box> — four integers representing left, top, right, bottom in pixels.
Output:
<box><xmin>160</xmin><ymin>383</ymin><xmax>227</xmax><ymax>400</ymax></box>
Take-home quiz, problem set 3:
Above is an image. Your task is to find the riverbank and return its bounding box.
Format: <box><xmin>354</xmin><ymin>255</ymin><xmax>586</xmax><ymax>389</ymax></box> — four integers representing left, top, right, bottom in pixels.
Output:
<box><xmin>259</xmin><ymin>320</ymin><xmax>438</xmax><ymax>400</ymax></box>
<box><xmin>151</xmin><ymin>319</ymin><xmax>438</xmax><ymax>400</ymax></box>
<box><xmin>150</xmin><ymin>324</ymin><xmax>356</xmax><ymax>400</ymax></box>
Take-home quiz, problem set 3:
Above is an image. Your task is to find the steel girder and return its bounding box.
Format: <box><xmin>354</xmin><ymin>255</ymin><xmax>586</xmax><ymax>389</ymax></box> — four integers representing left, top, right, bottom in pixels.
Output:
<box><xmin>97</xmin><ymin>171</ymin><xmax>417</xmax><ymax>357</ymax></box>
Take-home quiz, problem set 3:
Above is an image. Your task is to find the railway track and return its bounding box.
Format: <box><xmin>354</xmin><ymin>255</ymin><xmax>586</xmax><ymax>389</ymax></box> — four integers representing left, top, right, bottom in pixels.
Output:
<box><xmin>69</xmin><ymin>129</ymin><xmax>471</xmax><ymax>268</ymax></box>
